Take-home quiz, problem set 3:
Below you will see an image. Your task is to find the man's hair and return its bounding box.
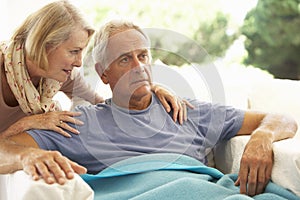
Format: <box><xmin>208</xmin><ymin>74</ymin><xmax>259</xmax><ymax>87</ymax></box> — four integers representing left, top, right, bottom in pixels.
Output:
<box><xmin>93</xmin><ymin>19</ymin><xmax>150</xmax><ymax>72</ymax></box>
<box><xmin>12</xmin><ymin>0</ymin><xmax>95</xmax><ymax>70</ymax></box>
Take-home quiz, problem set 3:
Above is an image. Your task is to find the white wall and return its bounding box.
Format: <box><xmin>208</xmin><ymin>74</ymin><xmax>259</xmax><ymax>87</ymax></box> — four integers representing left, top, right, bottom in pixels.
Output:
<box><xmin>0</xmin><ymin>0</ymin><xmax>54</xmax><ymax>40</ymax></box>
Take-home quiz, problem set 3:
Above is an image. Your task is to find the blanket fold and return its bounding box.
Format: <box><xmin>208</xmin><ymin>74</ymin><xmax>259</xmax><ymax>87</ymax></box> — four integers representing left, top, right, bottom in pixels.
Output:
<box><xmin>81</xmin><ymin>153</ymin><xmax>300</xmax><ymax>200</ymax></box>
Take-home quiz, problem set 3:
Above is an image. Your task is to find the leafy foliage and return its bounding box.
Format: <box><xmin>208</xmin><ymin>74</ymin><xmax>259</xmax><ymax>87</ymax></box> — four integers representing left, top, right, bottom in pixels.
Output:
<box><xmin>152</xmin><ymin>12</ymin><xmax>238</xmax><ymax>66</ymax></box>
<box><xmin>83</xmin><ymin>0</ymin><xmax>238</xmax><ymax>67</ymax></box>
<box><xmin>242</xmin><ymin>0</ymin><xmax>300</xmax><ymax>79</ymax></box>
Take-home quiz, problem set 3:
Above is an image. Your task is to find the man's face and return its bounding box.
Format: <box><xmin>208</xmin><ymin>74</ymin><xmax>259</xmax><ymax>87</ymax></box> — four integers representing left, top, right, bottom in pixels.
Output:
<box><xmin>101</xmin><ymin>29</ymin><xmax>152</xmax><ymax>107</ymax></box>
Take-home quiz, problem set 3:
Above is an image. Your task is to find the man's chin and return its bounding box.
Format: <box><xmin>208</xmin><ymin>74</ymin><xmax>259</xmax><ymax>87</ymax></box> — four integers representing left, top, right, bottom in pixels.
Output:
<box><xmin>131</xmin><ymin>82</ymin><xmax>150</xmax><ymax>90</ymax></box>
<box><xmin>131</xmin><ymin>84</ymin><xmax>152</xmax><ymax>95</ymax></box>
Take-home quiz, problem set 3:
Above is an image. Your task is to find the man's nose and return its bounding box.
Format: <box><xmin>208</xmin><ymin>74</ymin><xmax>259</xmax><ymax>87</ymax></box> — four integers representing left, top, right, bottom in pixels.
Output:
<box><xmin>132</xmin><ymin>56</ymin><xmax>145</xmax><ymax>72</ymax></box>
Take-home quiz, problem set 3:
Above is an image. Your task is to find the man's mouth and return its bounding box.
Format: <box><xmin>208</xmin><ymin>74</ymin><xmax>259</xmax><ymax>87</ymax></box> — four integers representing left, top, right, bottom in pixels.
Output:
<box><xmin>130</xmin><ymin>79</ymin><xmax>149</xmax><ymax>85</ymax></box>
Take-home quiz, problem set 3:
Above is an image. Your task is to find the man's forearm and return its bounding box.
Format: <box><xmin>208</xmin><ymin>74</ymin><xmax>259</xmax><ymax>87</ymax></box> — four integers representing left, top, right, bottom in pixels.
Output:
<box><xmin>251</xmin><ymin>113</ymin><xmax>297</xmax><ymax>142</ymax></box>
<box><xmin>237</xmin><ymin>111</ymin><xmax>297</xmax><ymax>140</ymax></box>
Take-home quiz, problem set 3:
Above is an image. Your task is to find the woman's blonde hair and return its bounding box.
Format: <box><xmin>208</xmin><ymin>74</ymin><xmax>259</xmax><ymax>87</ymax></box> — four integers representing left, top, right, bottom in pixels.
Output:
<box><xmin>12</xmin><ymin>0</ymin><xmax>95</xmax><ymax>70</ymax></box>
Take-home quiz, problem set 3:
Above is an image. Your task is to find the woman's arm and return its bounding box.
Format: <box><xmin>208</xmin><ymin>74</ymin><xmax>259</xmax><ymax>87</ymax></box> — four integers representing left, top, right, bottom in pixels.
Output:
<box><xmin>0</xmin><ymin>111</ymin><xmax>84</xmax><ymax>139</ymax></box>
<box><xmin>0</xmin><ymin>134</ymin><xmax>86</xmax><ymax>184</ymax></box>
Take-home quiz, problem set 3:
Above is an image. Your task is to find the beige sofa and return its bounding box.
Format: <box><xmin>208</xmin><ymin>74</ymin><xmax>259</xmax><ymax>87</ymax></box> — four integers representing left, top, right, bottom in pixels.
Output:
<box><xmin>1</xmin><ymin>65</ymin><xmax>300</xmax><ymax>199</ymax></box>
<box><xmin>0</xmin><ymin>172</ymin><xmax>94</xmax><ymax>200</ymax></box>
<box><xmin>214</xmin><ymin>78</ymin><xmax>300</xmax><ymax>197</ymax></box>
<box><xmin>152</xmin><ymin>64</ymin><xmax>300</xmax><ymax>196</ymax></box>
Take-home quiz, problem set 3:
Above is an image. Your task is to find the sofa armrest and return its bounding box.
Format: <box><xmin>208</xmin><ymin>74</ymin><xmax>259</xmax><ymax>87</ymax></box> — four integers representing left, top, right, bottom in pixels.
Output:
<box><xmin>214</xmin><ymin>136</ymin><xmax>249</xmax><ymax>174</ymax></box>
<box><xmin>0</xmin><ymin>171</ymin><xmax>94</xmax><ymax>200</ymax></box>
<box><xmin>214</xmin><ymin>136</ymin><xmax>300</xmax><ymax>197</ymax></box>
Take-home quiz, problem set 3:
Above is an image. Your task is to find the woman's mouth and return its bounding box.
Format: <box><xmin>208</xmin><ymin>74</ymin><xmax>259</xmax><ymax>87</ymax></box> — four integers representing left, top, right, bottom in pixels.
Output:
<box><xmin>63</xmin><ymin>69</ymin><xmax>72</xmax><ymax>75</ymax></box>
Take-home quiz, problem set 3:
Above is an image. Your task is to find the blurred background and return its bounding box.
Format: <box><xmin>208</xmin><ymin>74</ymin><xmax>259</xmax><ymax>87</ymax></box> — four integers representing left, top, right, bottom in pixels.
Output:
<box><xmin>1</xmin><ymin>0</ymin><xmax>299</xmax><ymax>80</ymax></box>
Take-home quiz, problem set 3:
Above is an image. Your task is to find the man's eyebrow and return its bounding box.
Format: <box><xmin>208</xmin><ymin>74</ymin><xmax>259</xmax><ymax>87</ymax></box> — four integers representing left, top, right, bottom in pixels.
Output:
<box><xmin>116</xmin><ymin>48</ymin><xmax>149</xmax><ymax>59</ymax></box>
<box><xmin>140</xmin><ymin>48</ymin><xmax>149</xmax><ymax>54</ymax></box>
<box><xmin>117</xmin><ymin>52</ymin><xmax>131</xmax><ymax>59</ymax></box>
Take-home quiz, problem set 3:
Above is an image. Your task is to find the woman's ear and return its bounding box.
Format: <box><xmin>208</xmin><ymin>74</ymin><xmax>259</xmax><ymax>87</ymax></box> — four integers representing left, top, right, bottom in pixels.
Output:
<box><xmin>95</xmin><ymin>63</ymin><xmax>109</xmax><ymax>84</ymax></box>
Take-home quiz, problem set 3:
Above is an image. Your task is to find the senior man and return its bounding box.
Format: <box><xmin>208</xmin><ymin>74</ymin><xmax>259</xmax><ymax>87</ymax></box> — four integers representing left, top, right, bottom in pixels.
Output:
<box><xmin>2</xmin><ymin>20</ymin><xmax>297</xmax><ymax>198</ymax></box>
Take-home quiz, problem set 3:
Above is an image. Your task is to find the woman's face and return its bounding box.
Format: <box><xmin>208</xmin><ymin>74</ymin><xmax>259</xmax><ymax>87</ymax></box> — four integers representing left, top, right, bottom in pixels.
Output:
<box><xmin>45</xmin><ymin>27</ymin><xmax>89</xmax><ymax>82</ymax></box>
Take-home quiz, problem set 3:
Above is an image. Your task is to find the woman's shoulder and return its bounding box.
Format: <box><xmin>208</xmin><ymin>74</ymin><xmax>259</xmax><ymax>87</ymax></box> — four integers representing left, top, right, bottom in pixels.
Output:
<box><xmin>0</xmin><ymin>49</ymin><xmax>4</xmax><ymax>69</ymax></box>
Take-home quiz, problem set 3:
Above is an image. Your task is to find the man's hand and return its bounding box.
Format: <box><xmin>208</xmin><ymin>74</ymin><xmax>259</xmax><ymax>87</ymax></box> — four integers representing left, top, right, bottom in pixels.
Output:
<box><xmin>20</xmin><ymin>148</ymin><xmax>87</xmax><ymax>185</ymax></box>
<box><xmin>235</xmin><ymin>132</ymin><xmax>273</xmax><ymax>196</ymax></box>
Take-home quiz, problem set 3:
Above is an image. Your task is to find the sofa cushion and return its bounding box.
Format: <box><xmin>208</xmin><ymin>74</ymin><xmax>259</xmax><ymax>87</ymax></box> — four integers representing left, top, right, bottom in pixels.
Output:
<box><xmin>248</xmin><ymin>78</ymin><xmax>300</xmax><ymax>137</ymax></box>
<box><xmin>214</xmin><ymin>136</ymin><xmax>300</xmax><ymax>197</ymax></box>
<box><xmin>0</xmin><ymin>171</ymin><xmax>94</xmax><ymax>200</ymax></box>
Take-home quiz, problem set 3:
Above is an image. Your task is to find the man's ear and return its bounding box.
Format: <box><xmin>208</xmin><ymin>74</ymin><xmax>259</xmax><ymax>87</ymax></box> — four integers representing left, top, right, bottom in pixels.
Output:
<box><xmin>100</xmin><ymin>72</ymin><xmax>109</xmax><ymax>84</ymax></box>
<box><xmin>95</xmin><ymin>63</ymin><xmax>108</xmax><ymax>84</ymax></box>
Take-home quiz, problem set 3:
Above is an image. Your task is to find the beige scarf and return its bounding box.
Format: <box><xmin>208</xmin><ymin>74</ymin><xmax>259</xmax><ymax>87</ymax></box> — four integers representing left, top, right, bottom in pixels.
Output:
<box><xmin>0</xmin><ymin>41</ymin><xmax>62</xmax><ymax>115</ymax></box>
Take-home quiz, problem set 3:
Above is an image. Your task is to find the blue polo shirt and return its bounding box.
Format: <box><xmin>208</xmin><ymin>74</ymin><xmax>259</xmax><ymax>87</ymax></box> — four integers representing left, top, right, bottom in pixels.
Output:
<box><xmin>27</xmin><ymin>95</ymin><xmax>244</xmax><ymax>174</ymax></box>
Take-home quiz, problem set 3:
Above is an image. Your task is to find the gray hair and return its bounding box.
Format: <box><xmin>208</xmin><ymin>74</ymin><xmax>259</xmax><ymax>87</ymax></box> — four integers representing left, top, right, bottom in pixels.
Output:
<box><xmin>93</xmin><ymin>19</ymin><xmax>151</xmax><ymax>72</ymax></box>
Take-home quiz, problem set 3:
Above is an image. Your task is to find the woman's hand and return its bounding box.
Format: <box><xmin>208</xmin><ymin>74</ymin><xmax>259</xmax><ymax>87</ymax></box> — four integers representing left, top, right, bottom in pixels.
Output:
<box><xmin>2</xmin><ymin>111</ymin><xmax>84</xmax><ymax>138</ymax></box>
<box><xmin>152</xmin><ymin>84</ymin><xmax>194</xmax><ymax>124</ymax></box>
<box><xmin>25</xmin><ymin>111</ymin><xmax>84</xmax><ymax>137</ymax></box>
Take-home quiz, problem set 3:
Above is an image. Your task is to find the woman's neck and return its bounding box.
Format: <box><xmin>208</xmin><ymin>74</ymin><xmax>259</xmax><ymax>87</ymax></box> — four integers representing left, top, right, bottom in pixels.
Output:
<box><xmin>25</xmin><ymin>58</ymin><xmax>42</xmax><ymax>87</ymax></box>
<box><xmin>1</xmin><ymin>62</ymin><xmax>19</xmax><ymax>106</ymax></box>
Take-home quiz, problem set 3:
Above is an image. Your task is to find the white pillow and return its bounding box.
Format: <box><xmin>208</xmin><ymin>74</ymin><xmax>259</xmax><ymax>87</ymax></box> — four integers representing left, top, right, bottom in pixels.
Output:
<box><xmin>0</xmin><ymin>171</ymin><xmax>94</xmax><ymax>200</ymax></box>
<box><xmin>214</xmin><ymin>136</ymin><xmax>300</xmax><ymax>197</ymax></box>
<box><xmin>248</xmin><ymin>78</ymin><xmax>300</xmax><ymax>138</ymax></box>
<box><xmin>272</xmin><ymin>139</ymin><xmax>300</xmax><ymax>197</ymax></box>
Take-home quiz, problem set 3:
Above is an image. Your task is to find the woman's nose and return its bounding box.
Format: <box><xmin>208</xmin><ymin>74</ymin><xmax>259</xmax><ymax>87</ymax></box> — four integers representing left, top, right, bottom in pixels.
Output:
<box><xmin>73</xmin><ymin>54</ymin><xmax>83</xmax><ymax>67</ymax></box>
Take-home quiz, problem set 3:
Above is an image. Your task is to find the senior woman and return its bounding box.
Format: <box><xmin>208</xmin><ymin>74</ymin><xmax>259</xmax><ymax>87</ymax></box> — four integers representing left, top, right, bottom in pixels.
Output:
<box><xmin>0</xmin><ymin>1</ymin><xmax>188</xmax><ymax>139</ymax></box>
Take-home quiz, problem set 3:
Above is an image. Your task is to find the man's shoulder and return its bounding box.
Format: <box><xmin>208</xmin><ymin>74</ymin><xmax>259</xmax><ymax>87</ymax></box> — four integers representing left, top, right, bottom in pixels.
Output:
<box><xmin>74</xmin><ymin>102</ymin><xmax>112</xmax><ymax>114</ymax></box>
<box><xmin>185</xmin><ymin>98</ymin><xmax>212</xmax><ymax>108</ymax></box>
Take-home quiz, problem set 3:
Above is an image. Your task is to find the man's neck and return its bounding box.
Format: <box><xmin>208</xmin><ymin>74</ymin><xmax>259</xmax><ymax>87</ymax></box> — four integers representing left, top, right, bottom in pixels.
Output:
<box><xmin>112</xmin><ymin>93</ymin><xmax>152</xmax><ymax>110</ymax></box>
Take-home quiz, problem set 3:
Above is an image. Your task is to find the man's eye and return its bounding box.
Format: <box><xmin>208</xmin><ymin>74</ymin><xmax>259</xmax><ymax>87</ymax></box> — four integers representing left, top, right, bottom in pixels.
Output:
<box><xmin>70</xmin><ymin>50</ymin><xmax>80</xmax><ymax>54</ymax></box>
<box><xmin>121</xmin><ymin>57</ymin><xmax>129</xmax><ymax>62</ymax></box>
<box><xmin>140</xmin><ymin>54</ymin><xmax>148</xmax><ymax>60</ymax></box>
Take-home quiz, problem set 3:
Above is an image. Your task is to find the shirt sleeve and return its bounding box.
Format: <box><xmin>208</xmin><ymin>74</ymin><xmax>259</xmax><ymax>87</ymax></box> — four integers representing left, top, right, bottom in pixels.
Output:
<box><xmin>187</xmin><ymin>98</ymin><xmax>245</xmax><ymax>147</ymax></box>
<box><xmin>27</xmin><ymin>129</ymin><xmax>76</xmax><ymax>151</ymax></box>
<box><xmin>26</xmin><ymin>127</ymin><xmax>92</xmax><ymax>165</ymax></box>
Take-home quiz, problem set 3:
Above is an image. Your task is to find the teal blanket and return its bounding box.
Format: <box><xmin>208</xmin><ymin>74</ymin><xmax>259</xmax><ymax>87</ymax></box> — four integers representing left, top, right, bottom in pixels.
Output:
<box><xmin>81</xmin><ymin>153</ymin><xmax>300</xmax><ymax>200</ymax></box>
